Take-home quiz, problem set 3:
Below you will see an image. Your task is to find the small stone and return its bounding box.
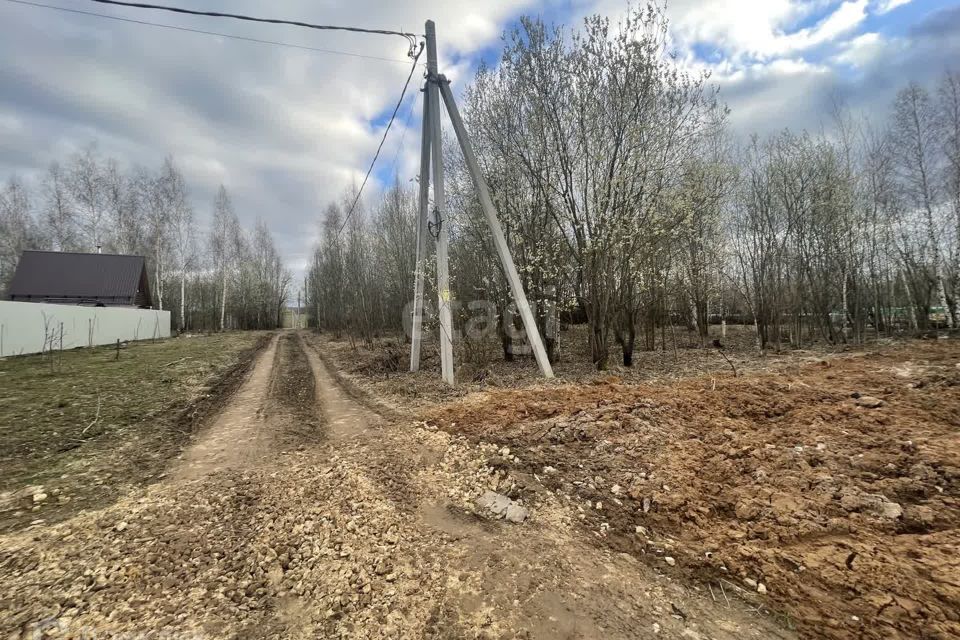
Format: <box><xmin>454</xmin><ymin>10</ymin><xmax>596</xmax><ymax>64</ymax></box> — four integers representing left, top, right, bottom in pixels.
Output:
<box><xmin>880</xmin><ymin>501</ymin><xmax>903</xmax><ymax>519</ymax></box>
<box><xmin>840</xmin><ymin>492</ymin><xmax>863</xmax><ymax>512</ymax></box>
<box><xmin>611</xmin><ymin>484</ymin><xmax>622</xmax><ymax>495</ymax></box>
<box><xmin>33</xmin><ymin>493</ymin><xmax>48</xmax><ymax>503</ymax></box>
<box><xmin>477</xmin><ymin>490</ymin><xmax>512</xmax><ymax>517</ymax></box>
<box><xmin>757</xmin><ymin>583</ymin><xmax>767</xmax><ymax>595</ymax></box>
<box><xmin>114</xmin><ymin>521</ymin><xmax>128</xmax><ymax>532</ymax></box>
<box><xmin>744</xmin><ymin>578</ymin><xmax>758</xmax><ymax>589</ymax></box>
<box><xmin>664</xmin><ymin>556</ymin><xmax>676</xmax><ymax>567</ymax></box>
<box><xmin>595</xmin><ymin>501</ymin><xmax>602</xmax><ymax>510</ymax></box>
<box><xmin>855</xmin><ymin>396</ymin><xmax>884</xmax><ymax>408</ymax></box>
<box><xmin>504</xmin><ymin>503</ymin><xmax>529</xmax><ymax>524</ymax></box>
<box><xmin>653</xmin><ymin>622</ymin><xmax>661</xmax><ymax>633</ymax></box>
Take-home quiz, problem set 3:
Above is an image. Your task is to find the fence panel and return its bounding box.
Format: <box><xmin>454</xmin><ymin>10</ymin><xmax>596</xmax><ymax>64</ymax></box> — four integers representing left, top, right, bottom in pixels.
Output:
<box><xmin>0</xmin><ymin>301</ymin><xmax>171</xmax><ymax>356</ymax></box>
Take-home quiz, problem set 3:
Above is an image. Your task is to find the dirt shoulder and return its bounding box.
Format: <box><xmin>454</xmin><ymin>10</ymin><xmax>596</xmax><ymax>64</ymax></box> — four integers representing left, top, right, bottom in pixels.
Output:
<box><xmin>309</xmin><ymin>325</ymin><xmax>905</xmax><ymax>415</ymax></box>
<box><xmin>0</xmin><ymin>331</ymin><xmax>268</xmax><ymax>533</ymax></box>
<box><xmin>425</xmin><ymin>338</ymin><xmax>960</xmax><ymax>639</ymax></box>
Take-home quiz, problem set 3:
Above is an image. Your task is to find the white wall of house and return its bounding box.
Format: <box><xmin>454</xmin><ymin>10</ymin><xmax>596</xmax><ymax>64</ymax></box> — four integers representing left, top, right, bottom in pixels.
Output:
<box><xmin>0</xmin><ymin>301</ymin><xmax>171</xmax><ymax>357</ymax></box>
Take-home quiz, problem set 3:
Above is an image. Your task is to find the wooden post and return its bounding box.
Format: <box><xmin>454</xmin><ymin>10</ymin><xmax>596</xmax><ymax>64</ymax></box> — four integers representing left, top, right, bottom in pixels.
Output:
<box><xmin>438</xmin><ymin>78</ymin><xmax>555</xmax><ymax>378</ymax></box>
<box><xmin>410</xmin><ymin>80</ymin><xmax>432</xmax><ymax>373</ymax></box>
<box><xmin>425</xmin><ymin>20</ymin><xmax>454</xmax><ymax>385</ymax></box>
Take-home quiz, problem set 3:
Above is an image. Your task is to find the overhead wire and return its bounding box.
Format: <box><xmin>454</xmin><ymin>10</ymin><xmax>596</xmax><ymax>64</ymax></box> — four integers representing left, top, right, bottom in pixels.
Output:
<box><xmin>337</xmin><ymin>43</ymin><xmax>424</xmax><ymax>236</ymax></box>
<box><xmin>86</xmin><ymin>0</ymin><xmax>421</xmax><ymax>51</ymax></box>
<box><xmin>3</xmin><ymin>0</ymin><xmax>416</xmax><ymax>63</ymax></box>
<box><xmin>4</xmin><ymin>0</ymin><xmax>417</xmax><ymax>63</ymax></box>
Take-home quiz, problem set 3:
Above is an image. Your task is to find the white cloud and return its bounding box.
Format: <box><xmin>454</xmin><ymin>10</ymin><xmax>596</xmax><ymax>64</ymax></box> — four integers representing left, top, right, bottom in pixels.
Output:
<box><xmin>667</xmin><ymin>0</ymin><xmax>868</xmax><ymax>61</ymax></box>
<box><xmin>874</xmin><ymin>0</ymin><xmax>913</xmax><ymax>14</ymax></box>
<box><xmin>832</xmin><ymin>31</ymin><xmax>888</xmax><ymax>67</ymax></box>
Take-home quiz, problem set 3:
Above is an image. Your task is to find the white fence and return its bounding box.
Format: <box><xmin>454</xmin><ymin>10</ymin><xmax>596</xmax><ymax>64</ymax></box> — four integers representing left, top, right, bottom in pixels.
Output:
<box><xmin>0</xmin><ymin>301</ymin><xmax>171</xmax><ymax>357</ymax></box>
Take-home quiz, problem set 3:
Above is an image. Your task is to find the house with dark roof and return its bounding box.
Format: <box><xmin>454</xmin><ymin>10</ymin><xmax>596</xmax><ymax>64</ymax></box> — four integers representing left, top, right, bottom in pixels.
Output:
<box><xmin>7</xmin><ymin>250</ymin><xmax>154</xmax><ymax>308</ymax></box>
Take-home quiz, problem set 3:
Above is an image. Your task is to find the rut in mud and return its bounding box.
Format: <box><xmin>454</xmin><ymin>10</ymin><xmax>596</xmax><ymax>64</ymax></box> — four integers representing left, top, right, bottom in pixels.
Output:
<box><xmin>2</xmin><ymin>330</ymin><xmax>792</xmax><ymax>639</ymax></box>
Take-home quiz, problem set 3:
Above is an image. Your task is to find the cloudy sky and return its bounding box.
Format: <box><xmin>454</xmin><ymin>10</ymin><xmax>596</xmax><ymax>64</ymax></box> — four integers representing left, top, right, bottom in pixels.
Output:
<box><xmin>1</xmin><ymin>0</ymin><xmax>958</xmax><ymax>282</ymax></box>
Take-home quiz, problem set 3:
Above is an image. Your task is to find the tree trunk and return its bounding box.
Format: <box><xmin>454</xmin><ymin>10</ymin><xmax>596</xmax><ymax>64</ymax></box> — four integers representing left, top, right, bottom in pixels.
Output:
<box><xmin>179</xmin><ymin>274</ymin><xmax>186</xmax><ymax>331</ymax></box>
<box><xmin>498</xmin><ymin>310</ymin><xmax>514</xmax><ymax>362</ymax></box>
<box><xmin>935</xmin><ymin>274</ymin><xmax>953</xmax><ymax>329</ymax></box>
<box><xmin>154</xmin><ymin>253</ymin><xmax>163</xmax><ymax>311</ymax></box>
<box><xmin>590</xmin><ymin>322</ymin><xmax>608</xmax><ymax>370</ymax></box>
<box><xmin>220</xmin><ymin>271</ymin><xmax>228</xmax><ymax>331</ymax></box>
<box><xmin>622</xmin><ymin>323</ymin><xmax>635</xmax><ymax>367</ymax></box>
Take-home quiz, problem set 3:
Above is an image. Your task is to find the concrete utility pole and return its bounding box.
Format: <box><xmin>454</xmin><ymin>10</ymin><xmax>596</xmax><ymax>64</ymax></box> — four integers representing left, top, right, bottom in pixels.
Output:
<box><xmin>409</xmin><ymin>19</ymin><xmax>554</xmax><ymax>383</ymax></box>
<box><xmin>409</xmin><ymin>80</ymin><xmax>432</xmax><ymax>373</ymax></box>
<box><xmin>425</xmin><ymin>19</ymin><xmax>454</xmax><ymax>385</ymax></box>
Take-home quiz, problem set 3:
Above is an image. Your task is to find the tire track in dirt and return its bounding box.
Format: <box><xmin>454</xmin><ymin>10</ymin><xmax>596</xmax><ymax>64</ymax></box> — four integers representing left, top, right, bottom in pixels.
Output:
<box><xmin>298</xmin><ymin>332</ymin><xmax>385</xmax><ymax>440</ymax></box>
<box><xmin>171</xmin><ymin>333</ymin><xmax>281</xmax><ymax>482</ymax></box>
<box><xmin>173</xmin><ymin>332</ymin><xmax>328</xmax><ymax>483</ymax></box>
<box><xmin>268</xmin><ymin>333</ymin><xmax>326</xmax><ymax>448</ymax></box>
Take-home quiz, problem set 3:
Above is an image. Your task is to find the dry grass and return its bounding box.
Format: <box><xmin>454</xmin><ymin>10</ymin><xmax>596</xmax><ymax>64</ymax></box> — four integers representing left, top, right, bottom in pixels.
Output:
<box><xmin>309</xmin><ymin>324</ymin><xmax>879</xmax><ymax>413</ymax></box>
<box><xmin>0</xmin><ymin>331</ymin><xmax>266</xmax><ymax>532</ymax></box>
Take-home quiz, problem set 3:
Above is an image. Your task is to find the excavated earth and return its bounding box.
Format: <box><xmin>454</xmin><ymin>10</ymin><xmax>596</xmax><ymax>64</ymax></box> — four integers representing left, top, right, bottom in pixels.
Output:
<box><xmin>426</xmin><ymin>339</ymin><xmax>960</xmax><ymax>639</ymax></box>
<box><xmin>1</xmin><ymin>332</ymin><xmax>790</xmax><ymax>640</ymax></box>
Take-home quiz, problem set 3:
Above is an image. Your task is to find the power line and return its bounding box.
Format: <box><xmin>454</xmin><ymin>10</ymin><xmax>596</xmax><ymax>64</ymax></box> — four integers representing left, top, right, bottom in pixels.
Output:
<box><xmin>87</xmin><ymin>0</ymin><xmax>421</xmax><ymax>47</ymax></box>
<box><xmin>387</xmin><ymin>95</ymin><xmax>418</xmax><ymax>180</ymax></box>
<box><xmin>338</xmin><ymin>44</ymin><xmax>424</xmax><ymax>236</ymax></box>
<box><xmin>2</xmin><ymin>0</ymin><xmax>415</xmax><ymax>64</ymax></box>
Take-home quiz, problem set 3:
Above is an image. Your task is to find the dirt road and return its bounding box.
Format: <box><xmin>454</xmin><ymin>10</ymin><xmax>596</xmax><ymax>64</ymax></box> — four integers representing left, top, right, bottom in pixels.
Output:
<box><xmin>2</xmin><ymin>331</ymin><xmax>791</xmax><ymax>639</ymax></box>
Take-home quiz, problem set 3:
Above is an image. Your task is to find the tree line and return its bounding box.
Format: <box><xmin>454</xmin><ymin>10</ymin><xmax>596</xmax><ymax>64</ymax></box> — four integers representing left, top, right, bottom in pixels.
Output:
<box><xmin>304</xmin><ymin>3</ymin><xmax>957</xmax><ymax>369</ymax></box>
<box><xmin>0</xmin><ymin>147</ymin><xmax>291</xmax><ymax>331</ymax></box>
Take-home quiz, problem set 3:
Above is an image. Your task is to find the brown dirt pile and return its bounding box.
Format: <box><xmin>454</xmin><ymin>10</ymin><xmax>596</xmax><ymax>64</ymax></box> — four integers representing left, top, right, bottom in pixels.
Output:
<box><xmin>426</xmin><ymin>340</ymin><xmax>960</xmax><ymax>639</ymax></box>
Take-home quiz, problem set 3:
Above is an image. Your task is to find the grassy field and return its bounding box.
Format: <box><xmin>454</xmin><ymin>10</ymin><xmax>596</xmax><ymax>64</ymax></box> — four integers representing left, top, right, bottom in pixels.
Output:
<box><xmin>0</xmin><ymin>331</ymin><xmax>267</xmax><ymax>532</ymax></box>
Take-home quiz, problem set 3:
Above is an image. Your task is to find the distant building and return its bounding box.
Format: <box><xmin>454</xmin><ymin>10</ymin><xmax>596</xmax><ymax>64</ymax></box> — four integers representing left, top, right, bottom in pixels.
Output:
<box><xmin>7</xmin><ymin>250</ymin><xmax>154</xmax><ymax>308</ymax></box>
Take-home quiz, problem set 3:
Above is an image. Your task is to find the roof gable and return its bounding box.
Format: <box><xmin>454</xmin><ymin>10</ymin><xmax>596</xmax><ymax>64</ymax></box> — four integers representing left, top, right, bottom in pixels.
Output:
<box><xmin>7</xmin><ymin>251</ymin><xmax>152</xmax><ymax>306</ymax></box>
